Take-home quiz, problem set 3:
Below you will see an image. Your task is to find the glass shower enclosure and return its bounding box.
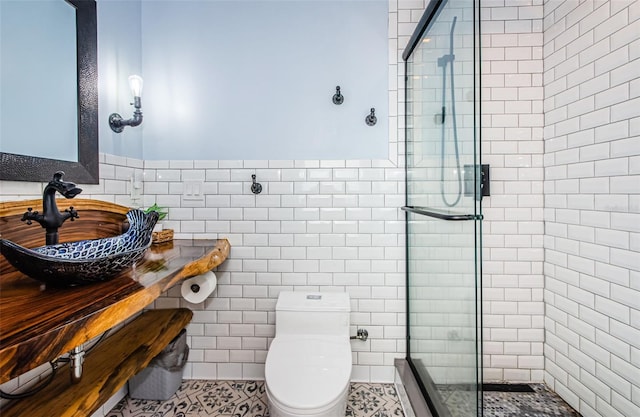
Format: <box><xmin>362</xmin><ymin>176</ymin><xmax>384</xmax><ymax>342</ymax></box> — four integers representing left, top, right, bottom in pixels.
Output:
<box><xmin>401</xmin><ymin>0</ymin><xmax>482</xmax><ymax>416</ymax></box>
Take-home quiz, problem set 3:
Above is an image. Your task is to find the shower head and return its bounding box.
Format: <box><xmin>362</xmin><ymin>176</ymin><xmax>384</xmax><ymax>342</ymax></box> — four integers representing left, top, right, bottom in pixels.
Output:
<box><xmin>437</xmin><ymin>17</ymin><xmax>458</xmax><ymax>68</ymax></box>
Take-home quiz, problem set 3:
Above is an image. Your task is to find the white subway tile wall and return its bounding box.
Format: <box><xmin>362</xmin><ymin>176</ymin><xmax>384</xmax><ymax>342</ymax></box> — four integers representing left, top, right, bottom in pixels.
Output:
<box><xmin>150</xmin><ymin>168</ymin><xmax>409</xmax><ymax>379</ymax></box>
<box><xmin>543</xmin><ymin>1</ymin><xmax>640</xmax><ymax>417</ymax></box>
<box><xmin>481</xmin><ymin>0</ymin><xmax>545</xmax><ymax>383</ymax></box>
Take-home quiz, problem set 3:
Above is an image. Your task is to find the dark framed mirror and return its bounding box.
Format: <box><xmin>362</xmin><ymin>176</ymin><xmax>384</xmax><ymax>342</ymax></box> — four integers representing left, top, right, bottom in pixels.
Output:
<box><xmin>0</xmin><ymin>0</ymin><xmax>98</xmax><ymax>184</ymax></box>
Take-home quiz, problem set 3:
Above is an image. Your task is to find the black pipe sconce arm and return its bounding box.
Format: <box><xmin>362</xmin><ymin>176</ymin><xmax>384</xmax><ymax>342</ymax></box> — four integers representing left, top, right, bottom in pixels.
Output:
<box><xmin>109</xmin><ymin>75</ymin><xmax>144</xmax><ymax>133</ymax></box>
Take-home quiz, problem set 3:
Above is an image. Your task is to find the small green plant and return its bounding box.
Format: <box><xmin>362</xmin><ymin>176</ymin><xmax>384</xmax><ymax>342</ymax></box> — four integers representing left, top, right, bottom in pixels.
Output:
<box><xmin>144</xmin><ymin>203</ymin><xmax>168</xmax><ymax>221</ymax></box>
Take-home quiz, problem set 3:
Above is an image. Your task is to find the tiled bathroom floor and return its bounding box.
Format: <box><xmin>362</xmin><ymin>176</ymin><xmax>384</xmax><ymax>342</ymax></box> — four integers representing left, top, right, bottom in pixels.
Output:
<box><xmin>107</xmin><ymin>380</ymin><xmax>404</xmax><ymax>417</ymax></box>
<box><xmin>108</xmin><ymin>380</ymin><xmax>579</xmax><ymax>417</ymax></box>
<box><xmin>482</xmin><ymin>384</ymin><xmax>581</xmax><ymax>417</ymax></box>
<box><xmin>438</xmin><ymin>384</ymin><xmax>581</xmax><ymax>417</ymax></box>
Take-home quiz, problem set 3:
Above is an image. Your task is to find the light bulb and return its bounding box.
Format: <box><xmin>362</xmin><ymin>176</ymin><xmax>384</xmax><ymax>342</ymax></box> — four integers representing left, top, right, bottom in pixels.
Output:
<box><xmin>128</xmin><ymin>75</ymin><xmax>143</xmax><ymax>97</ymax></box>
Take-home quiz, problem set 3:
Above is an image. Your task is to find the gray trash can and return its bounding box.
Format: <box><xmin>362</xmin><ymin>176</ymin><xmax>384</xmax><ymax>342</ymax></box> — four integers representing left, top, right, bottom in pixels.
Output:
<box><xmin>128</xmin><ymin>328</ymin><xmax>189</xmax><ymax>400</ymax></box>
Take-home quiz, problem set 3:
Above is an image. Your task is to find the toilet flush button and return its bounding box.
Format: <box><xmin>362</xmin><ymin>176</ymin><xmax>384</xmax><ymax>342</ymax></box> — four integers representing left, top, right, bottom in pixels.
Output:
<box><xmin>307</xmin><ymin>294</ymin><xmax>322</xmax><ymax>300</ymax></box>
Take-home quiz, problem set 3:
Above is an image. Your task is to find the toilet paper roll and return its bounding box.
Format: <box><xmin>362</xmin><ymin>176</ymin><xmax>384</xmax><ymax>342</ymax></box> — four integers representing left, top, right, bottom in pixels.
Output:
<box><xmin>181</xmin><ymin>271</ymin><xmax>217</xmax><ymax>304</ymax></box>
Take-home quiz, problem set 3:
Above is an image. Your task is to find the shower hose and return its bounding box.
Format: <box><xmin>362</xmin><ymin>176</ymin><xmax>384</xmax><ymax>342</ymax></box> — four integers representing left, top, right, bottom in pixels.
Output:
<box><xmin>439</xmin><ymin>16</ymin><xmax>462</xmax><ymax>208</ymax></box>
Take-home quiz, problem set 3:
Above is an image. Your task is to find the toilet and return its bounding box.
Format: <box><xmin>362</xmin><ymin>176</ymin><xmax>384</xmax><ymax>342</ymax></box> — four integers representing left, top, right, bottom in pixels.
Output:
<box><xmin>265</xmin><ymin>291</ymin><xmax>352</xmax><ymax>417</ymax></box>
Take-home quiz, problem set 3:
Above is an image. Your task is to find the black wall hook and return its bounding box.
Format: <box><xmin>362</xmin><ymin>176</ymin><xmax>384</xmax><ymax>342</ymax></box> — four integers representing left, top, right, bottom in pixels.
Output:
<box><xmin>251</xmin><ymin>174</ymin><xmax>262</xmax><ymax>194</ymax></box>
<box><xmin>332</xmin><ymin>86</ymin><xmax>344</xmax><ymax>105</ymax></box>
<box><xmin>365</xmin><ymin>108</ymin><xmax>377</xmax><ymax>126</ymax></box>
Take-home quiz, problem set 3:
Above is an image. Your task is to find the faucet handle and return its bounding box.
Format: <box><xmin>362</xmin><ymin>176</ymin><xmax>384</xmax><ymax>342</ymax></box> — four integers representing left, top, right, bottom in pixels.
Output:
<box><xmin>66</xmin><ymin>206</ymin><xmax>79</xmax><ymax>221</ymax></box>
<box><xmin>21</xmin><ymin>207</ymin><xmax>37</xmax><ymax>225</ymax></box>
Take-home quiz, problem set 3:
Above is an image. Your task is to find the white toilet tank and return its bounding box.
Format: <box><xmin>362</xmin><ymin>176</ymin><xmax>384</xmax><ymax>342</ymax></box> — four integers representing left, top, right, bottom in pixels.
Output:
<box><xmin>275</xmin><ymin>292</ymin><xmax>350</xmax><ymax>338</ymax></box>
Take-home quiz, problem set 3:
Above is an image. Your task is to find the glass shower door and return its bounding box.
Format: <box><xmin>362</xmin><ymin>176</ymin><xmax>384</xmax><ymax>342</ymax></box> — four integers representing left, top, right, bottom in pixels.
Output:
<box><xmin>403</xmin><ymin>0</ymin><xmax>482</xmax><ymax>416</ymax></box>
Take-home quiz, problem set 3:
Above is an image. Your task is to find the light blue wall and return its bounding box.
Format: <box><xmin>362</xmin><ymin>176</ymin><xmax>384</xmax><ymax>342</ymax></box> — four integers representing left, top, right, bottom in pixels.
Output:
<box><xmin>97</xmin><ymin>0</ymin><xmax>143</xmax><ymax>159</ymax></box>
<box><xmin>140</xmin><ymin>0</ymin><xmax>389</xmax><ymax>161</ymax></box>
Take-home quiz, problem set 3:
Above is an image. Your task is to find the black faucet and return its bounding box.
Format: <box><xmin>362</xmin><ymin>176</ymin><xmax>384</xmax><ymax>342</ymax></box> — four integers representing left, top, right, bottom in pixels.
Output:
<box><xmin>22</xmin><ymin>171</ymin><xmax>83</xmax><ymax>245</ymax></box>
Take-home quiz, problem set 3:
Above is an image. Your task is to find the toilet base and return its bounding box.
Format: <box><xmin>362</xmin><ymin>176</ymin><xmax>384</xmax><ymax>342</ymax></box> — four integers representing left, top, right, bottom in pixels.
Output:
<box><xmin>266</xmin><ymin>383</ymin><xmax>349</xmax><ymax>417</ymax></box>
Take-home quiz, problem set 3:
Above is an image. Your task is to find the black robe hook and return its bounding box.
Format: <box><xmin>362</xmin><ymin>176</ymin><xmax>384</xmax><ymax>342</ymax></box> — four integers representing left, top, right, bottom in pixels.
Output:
<box><xmin>251</xmin><ymin>174</ymin><xmax>262</xmax><ymax>194</ymax></box>
<box><xmin>365</xmin><ymin>108</ymin><xmax>377</xmax><ymax>126</ymax></box>
<box><xmin>333</xmin><ymin>86</ymin><xmax>344</xmax><ymax>105</ymax></box>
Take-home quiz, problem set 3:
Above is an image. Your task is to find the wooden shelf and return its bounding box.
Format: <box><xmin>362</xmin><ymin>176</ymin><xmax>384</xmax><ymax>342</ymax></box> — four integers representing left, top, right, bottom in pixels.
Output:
<box><xmin>2</xmin><ymin>308</ymin><xmax>193</xmax><ymax>417</ymax></box>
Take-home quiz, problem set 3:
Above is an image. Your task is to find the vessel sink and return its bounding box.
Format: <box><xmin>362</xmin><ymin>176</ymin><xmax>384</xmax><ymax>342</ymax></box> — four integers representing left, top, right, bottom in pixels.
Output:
<box><xmin>0</xmin><ymin>210</ymin><xmax>159</xmax><ymax>287</ymax></box>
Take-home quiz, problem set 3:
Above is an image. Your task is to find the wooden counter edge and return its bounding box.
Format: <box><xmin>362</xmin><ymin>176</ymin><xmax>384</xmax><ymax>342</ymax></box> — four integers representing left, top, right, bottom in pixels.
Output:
<box><xmin>163</xmin><ymin>238</ymin><xmax>231</xmax><ymax>289</ymax></box>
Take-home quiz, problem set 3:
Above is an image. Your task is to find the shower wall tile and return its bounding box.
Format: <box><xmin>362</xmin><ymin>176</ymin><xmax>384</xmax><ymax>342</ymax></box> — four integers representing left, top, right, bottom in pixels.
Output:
<box><xmin>543</xmin><ymin>1</ymin><xmax>640</xmax><ymax>417</ymax></box>
<box><xmin>481</xmin><ymin>0</ymin><xmax>545</xmax><ymax>383</ymax></box>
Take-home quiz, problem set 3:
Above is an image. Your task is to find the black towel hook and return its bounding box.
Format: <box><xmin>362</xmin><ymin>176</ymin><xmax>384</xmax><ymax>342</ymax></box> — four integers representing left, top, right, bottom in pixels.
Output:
<box><xmin>365</xmin><ymin>108</ymin><xmax>377</xmax><ymax>126</ymax></box>
<box><xmin>332</xmin><ymin>86</ymin><xmax>344</xmax><ymax>105</ymax></box>
<box><xmin>251</xmin><ymin>174</ymin><xmax>262</xmax><ymax>194</ymax></box>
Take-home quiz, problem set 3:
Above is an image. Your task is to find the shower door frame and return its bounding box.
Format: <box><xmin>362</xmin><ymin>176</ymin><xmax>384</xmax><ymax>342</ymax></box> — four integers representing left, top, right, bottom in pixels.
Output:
<box><xmin>400</xmin><ymin>0</ymin><xmax>483</xmax><ymax>416</ymax></box>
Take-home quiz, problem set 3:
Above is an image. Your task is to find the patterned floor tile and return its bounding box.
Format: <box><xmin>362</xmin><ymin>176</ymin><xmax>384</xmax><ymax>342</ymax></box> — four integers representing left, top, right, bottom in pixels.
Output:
<box><xmin>433</xmin><ymin>383</ymin><xmax>580</xmax><ymax>417</ymax></box>
<box><xmin>482</xmin><ymin>384</ymin><xmax>580</xmax><ymax>417</ymax></box>
<box><xmin>346</xmin><ymin>383</ymin><xmax>404</xmax><ymax>417</ymax></box>
<box><xmin>108</xmin><ymin>381</ymin><xmax>401</xmax><ymax>417</ymax></box>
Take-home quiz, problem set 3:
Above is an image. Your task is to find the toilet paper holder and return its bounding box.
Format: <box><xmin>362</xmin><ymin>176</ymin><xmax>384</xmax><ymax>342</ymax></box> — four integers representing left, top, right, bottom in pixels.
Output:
<box><xmin>181</xmin><ymin>271</ymin><xmax>217</xmax><ymax>304</ymax></box>
<box><xmin>350</xmin><ymin>328</ymin><xmax>368</xmax><ymax>341</ymax></box>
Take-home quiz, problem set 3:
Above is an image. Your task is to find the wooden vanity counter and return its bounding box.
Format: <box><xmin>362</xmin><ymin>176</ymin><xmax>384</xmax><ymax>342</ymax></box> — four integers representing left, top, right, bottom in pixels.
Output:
<box><xmin>0</xmin><ymin>199</ymin><xmax>230</xmax><ymax>383</ymax></box>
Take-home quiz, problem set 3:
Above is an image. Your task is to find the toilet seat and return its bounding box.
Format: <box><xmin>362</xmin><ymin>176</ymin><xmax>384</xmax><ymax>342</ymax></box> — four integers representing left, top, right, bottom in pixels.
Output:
<box><xmin>265</xmin><ymin>336</ymin><xmax>352</xmax><ymax>412</ymax></box>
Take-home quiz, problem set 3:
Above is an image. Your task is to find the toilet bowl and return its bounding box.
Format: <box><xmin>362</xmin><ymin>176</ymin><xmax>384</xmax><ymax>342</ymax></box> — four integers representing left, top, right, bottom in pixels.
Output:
<box><xmin>265</xmin><ymin>292</ymin><xmax>352</xmax><ymax>417</ymax></box>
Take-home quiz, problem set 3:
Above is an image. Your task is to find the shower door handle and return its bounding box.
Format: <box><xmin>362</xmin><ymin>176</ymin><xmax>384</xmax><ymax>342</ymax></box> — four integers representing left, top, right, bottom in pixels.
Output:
<box><xmin>401</xmin><ymin>206</ymin><xmax>482</xmax><ymax>221</ymax></box>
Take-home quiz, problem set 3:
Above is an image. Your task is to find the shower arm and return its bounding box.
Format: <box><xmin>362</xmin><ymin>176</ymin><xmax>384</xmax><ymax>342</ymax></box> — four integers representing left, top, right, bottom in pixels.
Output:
<box><xmin>437</xmin><ymin>16</ymin><xmax>457</xmax><ymax>67</ymax></box>
<box><xmin>449</xmin><ymin>16</ymin><xmax>457</xmax><ymax>57</ymax></box>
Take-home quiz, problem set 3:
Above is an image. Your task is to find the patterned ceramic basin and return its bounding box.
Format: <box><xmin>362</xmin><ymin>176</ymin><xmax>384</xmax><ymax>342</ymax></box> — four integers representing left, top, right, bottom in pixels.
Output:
<box><xmin>0</xmin><ymin>210</ymin><xmax>159</xmax><ymax>287</ymax></box>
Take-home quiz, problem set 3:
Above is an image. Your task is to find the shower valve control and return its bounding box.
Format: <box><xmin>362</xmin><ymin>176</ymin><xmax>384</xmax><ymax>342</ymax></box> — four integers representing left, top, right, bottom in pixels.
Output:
<box><xmin>350</xmin><ymin>328</ymin><xmax>369</xmax><ymax>341</ymax></box>
<box><xmin>463</xmin><ymin>164</ymin><xmax>490</xmax><ymax>200</ymax></box>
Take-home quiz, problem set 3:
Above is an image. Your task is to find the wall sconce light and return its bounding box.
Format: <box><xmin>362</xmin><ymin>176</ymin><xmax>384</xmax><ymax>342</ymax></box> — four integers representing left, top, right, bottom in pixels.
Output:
<box><xmin>109</xmin><ymin>75</ymin><xmax>143</xmax><ymax>133</ymax></box>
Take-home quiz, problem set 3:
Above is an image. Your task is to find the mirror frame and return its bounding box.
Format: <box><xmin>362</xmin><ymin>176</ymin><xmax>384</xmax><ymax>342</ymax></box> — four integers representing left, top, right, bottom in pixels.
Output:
<box><xmin>0</xmin><ymin>0</ymin><xmax>98</xmax><ymax>184</ymax></box>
